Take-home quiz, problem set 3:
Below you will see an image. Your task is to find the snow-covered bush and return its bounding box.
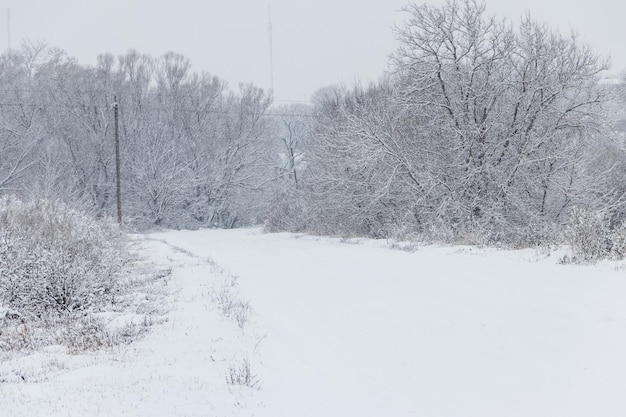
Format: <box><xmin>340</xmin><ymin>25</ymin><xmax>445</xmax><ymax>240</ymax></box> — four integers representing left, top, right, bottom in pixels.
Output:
<box><xmin>566</xmin><ymin>207</ymin><xmax>626</xmax><ymax>263</ymax></box>
<box><xmin>0</xmin><ymin>197</ymin><xmax>126</xmax><ymax>317</ymax></box>
<box><xmin>264</xmin><ymin>189</ymin><xmax>308</xmax><ymax>233</ymax></box>
<box><xmin>567</xmin><ymin>208</ymin><xmax>608</xmax><ymax>262</ymax></box>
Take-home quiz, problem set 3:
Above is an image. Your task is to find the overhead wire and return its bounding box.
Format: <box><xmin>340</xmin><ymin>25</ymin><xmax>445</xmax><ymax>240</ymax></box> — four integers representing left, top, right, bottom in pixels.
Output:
<box><xmin>0</xmin><ymin>88</ymin><xmax>317</xmax><ymax>117</ymax></box>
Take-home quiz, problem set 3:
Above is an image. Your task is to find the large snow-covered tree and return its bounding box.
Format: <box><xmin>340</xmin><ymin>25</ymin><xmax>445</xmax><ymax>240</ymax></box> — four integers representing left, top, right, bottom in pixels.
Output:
<box><xmin>302</xmin><ymin>0</ymin><xmax>612</xmax><ymax>242</ymax></box>
<box><xmin>390</xmin><ymin>0</ymin><xmax>610</xmax><ymax>241</ymax></box>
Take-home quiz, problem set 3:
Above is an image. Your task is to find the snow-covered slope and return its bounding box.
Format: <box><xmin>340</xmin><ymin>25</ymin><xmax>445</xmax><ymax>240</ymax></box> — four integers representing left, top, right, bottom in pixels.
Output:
<box><xmin>3</xmin><ymin>228</ymin><xmax>626</xmax><ymax>416</ymax></box>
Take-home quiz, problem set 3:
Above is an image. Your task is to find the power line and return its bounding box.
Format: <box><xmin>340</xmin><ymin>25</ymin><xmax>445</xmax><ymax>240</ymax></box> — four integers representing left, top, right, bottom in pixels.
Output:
<box><xmin>0</xmin><ymin>99</ymin><xmax>316</xmax><ymax>118</ymax></box>
<box><xmin>0</xmin><ymin>89</ymin><xmax>312</xmax><ymax>106</ymax></box>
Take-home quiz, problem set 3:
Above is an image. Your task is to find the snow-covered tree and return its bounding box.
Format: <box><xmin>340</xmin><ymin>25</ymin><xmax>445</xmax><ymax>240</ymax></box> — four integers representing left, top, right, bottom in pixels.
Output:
<box><xmin>299</xmin><ymin>0</ymin><xmax>612</xmax><ymax>243</ymax></box>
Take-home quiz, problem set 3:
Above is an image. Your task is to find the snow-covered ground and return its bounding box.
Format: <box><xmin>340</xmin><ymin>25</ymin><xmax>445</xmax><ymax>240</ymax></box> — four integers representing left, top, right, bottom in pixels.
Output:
<box><xmin>3</xmin><ymin>227</ymin><xmax>626</xmax><ymax>416</ymax></box>
<box><xmin>0</xmin><ymin>236</ymin><xmax>263</xmax><ymax>416</ymax></box>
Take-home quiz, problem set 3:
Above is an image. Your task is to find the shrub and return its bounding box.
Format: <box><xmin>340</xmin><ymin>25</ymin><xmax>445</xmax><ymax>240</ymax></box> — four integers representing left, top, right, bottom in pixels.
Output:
<box><xmin>0</xmin><ymin>197</ymin><xmax>126</xmax><ymax>317</ymax></box>
<box><xmin>566</xmin><ymin>207</ymin><xmax>608</xmax><ymax>263</ymax></box>
<box><xmin>566</xmin><ymin>207</ymin><xmax>626</xmax><ymax>263</ymax></box>
<box><xmin>263</xmin><ymin>189</ymin><xmax>308</xmax><ymax>233</ymax></box>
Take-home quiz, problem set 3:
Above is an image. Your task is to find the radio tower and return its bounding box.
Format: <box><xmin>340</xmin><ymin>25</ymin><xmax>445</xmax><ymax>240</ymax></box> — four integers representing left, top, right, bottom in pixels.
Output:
<box><xmin>6</xmin><ymin>8</ymin><xmax>10</xmax><ymax>51</ymax></box>
<box><xmin>267</xmin><ymin>4</ymin><xmax>274</xmax><ymax>93</ymax></box>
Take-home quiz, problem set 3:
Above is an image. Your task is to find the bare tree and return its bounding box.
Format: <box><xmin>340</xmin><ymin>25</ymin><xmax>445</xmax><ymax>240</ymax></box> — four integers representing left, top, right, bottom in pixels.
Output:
<box><xmin>301</xmin><ymin>0</ymin><xmax>611</xmax><ymax>243</ymax></box>
<box><xmin>389</xmin><ymin>0</ymin><xmax>609</xmax><ymax>241</ymax></box>
<box><xmin>0</xmin><ymin>45</ymin><xmax>46</xmax><ymax>195</ymax></box>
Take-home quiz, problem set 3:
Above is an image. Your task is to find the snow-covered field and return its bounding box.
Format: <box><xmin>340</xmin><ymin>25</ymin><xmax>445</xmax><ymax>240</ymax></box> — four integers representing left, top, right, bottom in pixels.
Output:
<box><xmin>3</xmin><ymin>227</ymin><xmax>626</xmax><ymax>416</ymax></box>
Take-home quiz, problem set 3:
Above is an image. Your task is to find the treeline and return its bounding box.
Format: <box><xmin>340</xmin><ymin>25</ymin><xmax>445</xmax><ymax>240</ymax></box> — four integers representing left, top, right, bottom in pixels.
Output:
<box><xmin>0</xmin><ymin>44</ymin><xmax>279</xmax><ymax>229</ymax></box>
<box><xmin>270</xmin><ymin>1</ymin><xmax>626</xmax><ymax>248</ymax></box>
<box><xmin>1</xmin><ymin>0</ymin><xmax>626</xmax><ymax>250</ymax></box>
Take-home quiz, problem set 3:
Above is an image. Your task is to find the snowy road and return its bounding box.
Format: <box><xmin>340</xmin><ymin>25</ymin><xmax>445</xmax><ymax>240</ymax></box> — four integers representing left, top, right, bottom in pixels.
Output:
<box><xmin>3</xmin><ymin>228</ymin><xmax>626</xmax><ymax>416</ymax></box>
<box><xmin>154</xmin><ymin>228</ymin><xmax>626</xmax><ymax>417</ymax></box>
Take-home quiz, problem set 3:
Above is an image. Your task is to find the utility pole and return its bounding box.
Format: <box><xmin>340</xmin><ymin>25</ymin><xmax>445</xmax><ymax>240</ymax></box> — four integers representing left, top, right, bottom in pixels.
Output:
<box><xmin>113</xmin><ymin>95</ymin><xmax>122</xmax><ymax>224</ymax></box>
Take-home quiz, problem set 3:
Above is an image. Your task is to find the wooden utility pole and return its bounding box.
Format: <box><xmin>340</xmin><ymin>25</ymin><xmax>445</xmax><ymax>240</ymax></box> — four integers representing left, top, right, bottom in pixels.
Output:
<box><xmin>113</xmin><ymin>95</ymin><xmax>122</xmax><ymax>224</ymax></box>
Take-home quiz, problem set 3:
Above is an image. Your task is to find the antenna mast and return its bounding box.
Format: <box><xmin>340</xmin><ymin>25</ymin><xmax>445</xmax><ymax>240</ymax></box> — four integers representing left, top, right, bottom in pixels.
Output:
<box><xmin>6</xmin><ymin>8</ymin><xmax>10</xmax><ymax>51</ymax></box>
<box><xmin>267</xmin><ymin>4</ymin><xmax>274</xmax><ymax>93</ymax></box>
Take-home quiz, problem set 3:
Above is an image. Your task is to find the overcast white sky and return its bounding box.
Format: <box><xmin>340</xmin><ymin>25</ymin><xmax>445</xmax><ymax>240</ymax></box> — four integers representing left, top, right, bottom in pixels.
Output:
<box><xmin>2</xmin><ymin>0</ymin><xmax>625</xmax><ymax>102</ymax></box>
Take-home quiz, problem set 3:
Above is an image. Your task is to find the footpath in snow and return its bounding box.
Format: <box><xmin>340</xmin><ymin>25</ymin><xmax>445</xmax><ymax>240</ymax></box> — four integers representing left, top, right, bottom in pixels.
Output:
<box><xmin>153</xmin><ymin>228</ymin><xmax>626</xmax><ymax>417</ymax></box>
